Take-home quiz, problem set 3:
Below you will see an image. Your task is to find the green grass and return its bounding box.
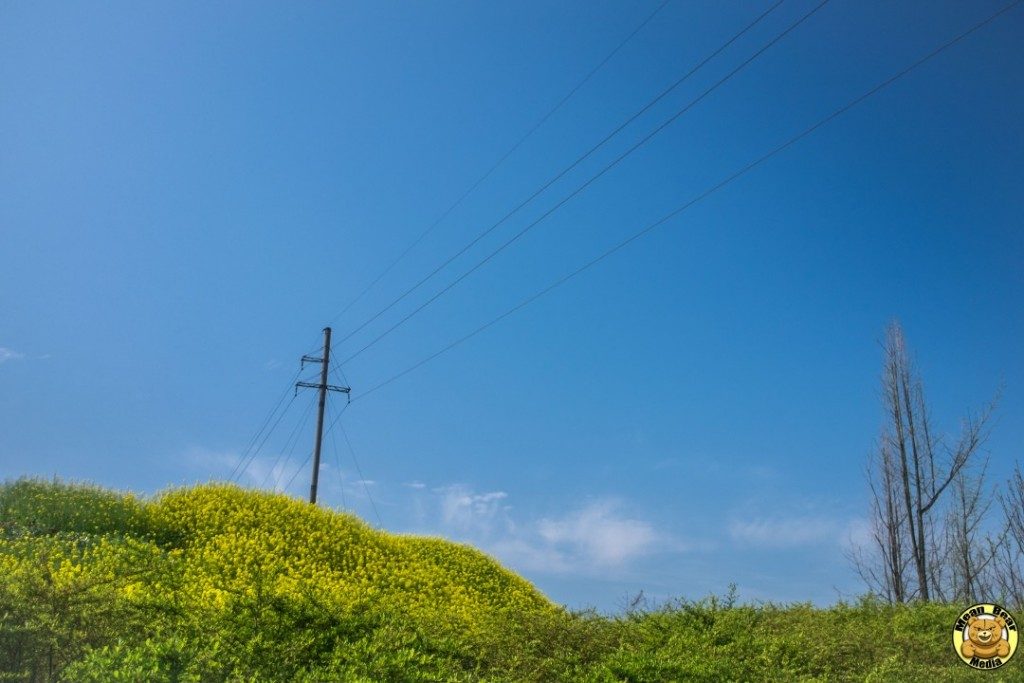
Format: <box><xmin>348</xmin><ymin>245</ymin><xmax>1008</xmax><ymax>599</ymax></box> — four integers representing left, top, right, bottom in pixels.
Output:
<box><xmin>1</xmin><ymin>478</ymin><xmax>1019</xmax><ymax>681</ymax></box>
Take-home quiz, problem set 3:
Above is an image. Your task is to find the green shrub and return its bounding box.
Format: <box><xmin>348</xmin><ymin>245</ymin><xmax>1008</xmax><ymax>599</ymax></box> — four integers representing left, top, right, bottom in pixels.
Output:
<box><xmin>1</xmin><ymin>478</ymin><xmax>1016</xmax><ymax>682</ymax></box>
<box><xmin>0</xmin><ymin>479</ymin><xmax>150</xmax><ymax>540</ymax></box>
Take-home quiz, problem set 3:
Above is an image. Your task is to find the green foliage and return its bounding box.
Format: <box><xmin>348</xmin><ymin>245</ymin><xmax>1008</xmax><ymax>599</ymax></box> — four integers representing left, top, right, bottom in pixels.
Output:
<box><xmin>0</xmin><ymin>478</ymin><xmax>1018</xmax><ymax>681</ymax></box>
<box><xmin>0</xmin><ymin>479</ymin><xmax>149</xmax><ymax>540</ymax></box>
<box><xmin>0</xmin><ymin>479</ymin><xmax>549</xmax><ymax>681</ymax></box>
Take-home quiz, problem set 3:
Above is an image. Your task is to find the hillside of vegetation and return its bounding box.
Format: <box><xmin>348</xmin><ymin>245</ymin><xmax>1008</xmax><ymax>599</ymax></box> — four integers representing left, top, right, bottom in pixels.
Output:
<box><xmin>0</xmin><ymin>480</ymin><xmax>1012</xmax><ymax>681</ymax></box>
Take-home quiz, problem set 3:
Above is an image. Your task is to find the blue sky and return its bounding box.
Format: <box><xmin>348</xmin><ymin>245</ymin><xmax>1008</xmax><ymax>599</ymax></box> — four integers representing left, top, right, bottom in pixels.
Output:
<box><xmin>2</xmin><ymin>0</ymin><xmax>1022</xmax><ymax>611</ymax></box>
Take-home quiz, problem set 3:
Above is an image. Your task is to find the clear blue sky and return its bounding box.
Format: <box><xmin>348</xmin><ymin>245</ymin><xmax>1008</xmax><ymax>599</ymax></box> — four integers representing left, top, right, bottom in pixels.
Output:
<box><xmin>2</xmin><ymin>0</ymin><xmax>1022</xmax><ymax>611</ymax></box>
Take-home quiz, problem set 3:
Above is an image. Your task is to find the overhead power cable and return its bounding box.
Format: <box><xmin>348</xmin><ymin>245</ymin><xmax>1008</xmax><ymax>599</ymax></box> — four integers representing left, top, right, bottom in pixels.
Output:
<box><xmin>262</xmin><ymin>391</ymin><xmax>318</xmax><ymax>490</ymax></box>
<box><xmin>284</xmin><ymin>449</ymin><xmax>313</xmax><ymax>493</ymax></box>
<box><xmin>320</xmin><ymin>396</ymin><xmax>350</xmax><ymax>456</ymax></box>
<box><xmin>228</xmin><ymin>366</ymin><xmax>303</xmax><ymax>482</ymax></box>
<box><xmin>338</xmin><ymin>420</ymin><xmax>383</xmax><ymax>527</ymax></box>
<box><xmin>314</xmin><ymin>399</ymin><xmax>376</xmax><ymax>524</ymax></box>
<box><xmin>226</xmin><ymin>330</ymin><xmax>324</xmax><ymax>483</ymax></box>
<box><xmin>326</xmin><ymin>402</ymin><xmax>348</xmax><ymax>510</ymax></box>
<box><xmin>337</xmin><ymin>0</ymin><xmax>824</xmax><ymax>367</ymax></box>
<box><xmin>351</xmin><ymin>0</ymin><xmax>1023</xmax><ymax>402</ymax></box>
<box><xmin>232</xmin><ymin>392</ymin><xmax>299</xmax><ymax>484</ymax></box>
<box><xmin>327</xmin><ymin>0</ymin><xmax>673</xmax><ymax>327</ymax></box>
<box><xmin>329</xmin><ymin>0</ymin><xmax>787</xmax><ymax>355</ymax></box>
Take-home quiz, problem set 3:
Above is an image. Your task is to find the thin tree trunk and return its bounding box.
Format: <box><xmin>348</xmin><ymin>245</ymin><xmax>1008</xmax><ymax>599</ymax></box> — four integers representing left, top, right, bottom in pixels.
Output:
<box><xmin>900</xmin><ymin>359</ymin><xmax>930</xmax><ymax>600</ymax></box>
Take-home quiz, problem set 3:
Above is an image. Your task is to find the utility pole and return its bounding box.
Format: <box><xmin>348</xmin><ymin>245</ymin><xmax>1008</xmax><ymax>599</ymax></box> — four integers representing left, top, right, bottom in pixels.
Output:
<box><xmin>296</xmin><ymin>327</ymin><xmax>350</xmax><ymax>504</ymax></box>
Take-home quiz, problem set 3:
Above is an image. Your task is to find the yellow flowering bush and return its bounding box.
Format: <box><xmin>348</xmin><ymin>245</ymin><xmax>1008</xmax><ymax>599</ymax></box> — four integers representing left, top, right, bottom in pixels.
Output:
<box><xmin>0</xmin><ymin>479</ymin><xmax>554</xmax><ymax>680</ymax></box>
<box><xmin>2</xmin><ymin>479</ymin><xmax>978</xmax><ymax>681</ymax></box>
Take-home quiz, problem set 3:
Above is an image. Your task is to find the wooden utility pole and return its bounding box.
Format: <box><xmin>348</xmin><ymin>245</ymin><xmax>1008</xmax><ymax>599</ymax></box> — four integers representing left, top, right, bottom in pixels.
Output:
<box><xmin>296</xmin><ymin>327</ymin><xmax>350</xmax><ymax>504</ymax></box>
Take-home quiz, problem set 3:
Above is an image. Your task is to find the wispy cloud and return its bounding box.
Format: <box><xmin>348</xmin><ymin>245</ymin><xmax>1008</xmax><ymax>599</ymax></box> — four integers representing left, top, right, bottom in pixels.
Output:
<box><xmin>0</xmin><ymin>347</ymin><xmax>25</xmax><ymax>364</ymax></box>
<box><xmin>408</xmin><ymin>484</ymin><xmax>678</xmax><ymax>576</ymax></box>
<box><xmin>490</xmin><ymin>500</ymin><xmax>670</xmax><ymax>575</ymax></box>
<box><xmin>729</xmin><ymin>516</ymin><xmax>862</xmax><ymax>549</ymax></box>
<box><xmin>537</xmin><ymin>500</ymin><xmax>661</xmax><ymax>567</ymax></box>
<box><xmin>435</xmin><ymin>485</ymin><xmax>511</xmax><ymax>536</ymax></box>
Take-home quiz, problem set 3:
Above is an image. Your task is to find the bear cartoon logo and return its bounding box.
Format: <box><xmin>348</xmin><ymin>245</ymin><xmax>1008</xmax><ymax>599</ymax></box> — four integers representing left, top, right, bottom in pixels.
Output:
<box><xmin>952</xmin><ymin>604</ymin><xmax>1018</xmax><ymax>670</ymax></box>
<box><xmin>962</xmin><ymin>616</ymin><xmax>1009</xmax><ymax>659</ymax></box>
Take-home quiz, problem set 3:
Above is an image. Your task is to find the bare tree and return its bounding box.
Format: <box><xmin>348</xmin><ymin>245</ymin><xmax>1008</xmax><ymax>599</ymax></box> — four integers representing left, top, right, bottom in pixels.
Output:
<box><xmin>995</xmin><ymin>465</ymin><xmax>1024</xmax><ymax>608</ymax></box>
<box><xmin>853</xmin><ymin>321</ymin><xmax>996</xmax><ymax>602</ymax></box>
<box><xmin>944</xmin><ymin>458</ymin><xmax>999</xmax><ymax>603</ymax></box>
<box><xmin>851</xmin><ymin>439</ymin><xmax>911</xmax><ymax>602</ymax></box>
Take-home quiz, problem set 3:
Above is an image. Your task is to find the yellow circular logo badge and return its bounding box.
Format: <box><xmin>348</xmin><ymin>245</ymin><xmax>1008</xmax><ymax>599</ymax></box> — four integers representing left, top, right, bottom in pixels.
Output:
<box><xmin>952</xmin><ymin>603</ymin><xmax>1018</xmax><ymax>670</ymax></box>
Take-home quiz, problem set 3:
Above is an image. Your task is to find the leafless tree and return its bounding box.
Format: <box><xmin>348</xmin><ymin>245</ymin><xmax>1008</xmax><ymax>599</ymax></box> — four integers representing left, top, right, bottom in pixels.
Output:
<box><xmin>995</xmin><ymin>465</ymin><xmax>1024</xmax><ymax>609</ymax></box>
<box><xmin>851</xmin><ymin>439</ymin><xmax>910</xmax><ymax>602</ymax></box>
<box><xmin>944</xmin><ymin>459</ymin><xmax>999</xmax><ymax>602</ymax></box>
<box><xmin>852</xmin><ymin>321</ymin><xmax>996</xmax><ymax>602</ymax></box>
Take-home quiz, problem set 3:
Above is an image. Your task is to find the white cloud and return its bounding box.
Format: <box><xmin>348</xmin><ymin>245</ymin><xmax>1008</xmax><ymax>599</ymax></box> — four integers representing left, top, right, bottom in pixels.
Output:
<box><xmin>729</xmin><ymin>516</ymin><xmax>856</xmax><ymax>549</ymax></box>
<box><xmin>537</xmin><ymin>501</ymin><xmax>660</xmax><ymax>566</ymax></box>
<box><xmin>410</xmin><ymin>485</ymin><xmax>676</xmax><ymax>576</ymax></box>
<box><xmin>435</xmin><ymin>485</ymin><xmax>510</xmax><ymax>535</ymax></box>
<box><xmin>0</xmin><ymin>347</ymin><xmax>24</xmax><ymax>364</ymax></box>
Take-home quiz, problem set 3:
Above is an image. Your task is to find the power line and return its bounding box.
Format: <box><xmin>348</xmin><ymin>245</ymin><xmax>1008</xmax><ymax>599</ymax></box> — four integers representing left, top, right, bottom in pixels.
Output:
<box><xmin>331</xmin><ymin>363</ymin><xmax>352</xmax><ymax>398</ymax></box>
<box><xmin>232</xmin><ymin>392</ymin><xmax>299</xmax><ymax>483</ymax></box>
<box><xmin>352</xmin><ymin>0</ymin><xmax>1023</xmax><ymax>402</ymax></box>
<box><xmin>228</xmin><ymin>366</ymin><xmax>303</xmax><ymax>482</ymax></box>
<box><xmin>242</xmin><ymin>350</ymin><xmax>344</xmax><ymax>495</ymax></box>
<box><xmin>338</xmin><ymin>420</ymin><xmax>382</xmax><ymax>527</ymax></box>
<box><xmin>336</xmin><ymin>0</ymin><xmax>824</xmax><ymax>367</ymax></box>
<box><xmin>328</xmin><ymin>0</ymin><xmax>787</xmax><ymax>355</ymax></box>
<box><xmin>238</xmin><ymin>0</ymin><xmax>786</xmax><ymax>487</ymax></box>
<box><xmin>280</xmin><ymin>395</ymin><xmax>352</xmax><ymax>497</ymax></box>
<box><xmin>320</xmin><ymin>397</ymin><xmax>349</xmax><ymax>459</ymax></box>
<box><xmin>262</xmin><ymin>390</ymin><xmax>318</xmax><ymax>490</ymax></box>
<box><xmin>231</xmin><ymin>330</ymin><xmax>334</xmax><ymax>484</ymax></box>
<box><xmin>326</xmin><ymin>0</ymin><xmax>673</xmax><ymax>327</ymax></box>
<box><xmin>313</xmin><ymin>399</ymin><xmax>381</xmax><ymax>523</ymax></box>
<box><xmin>284</xmin><ymin>449</ymin><xmax>313</xmax><ymax>493</ymax></box>
<box><xmin>326</xmin><ymin>401</ymin><xmax>347</xmax><ymax>511</ymax></box>
<box><xmin>226</xmin><ymin>331</ymin><xmax>324</xmax><ymax>483</ymax></box>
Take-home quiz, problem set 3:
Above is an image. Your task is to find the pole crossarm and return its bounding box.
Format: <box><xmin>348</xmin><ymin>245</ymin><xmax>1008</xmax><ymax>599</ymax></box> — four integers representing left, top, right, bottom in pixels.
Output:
<box><xmin>296</xmin><ymin>381</ymin><xmax>351</xmax><ymax>394</ymax></box>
